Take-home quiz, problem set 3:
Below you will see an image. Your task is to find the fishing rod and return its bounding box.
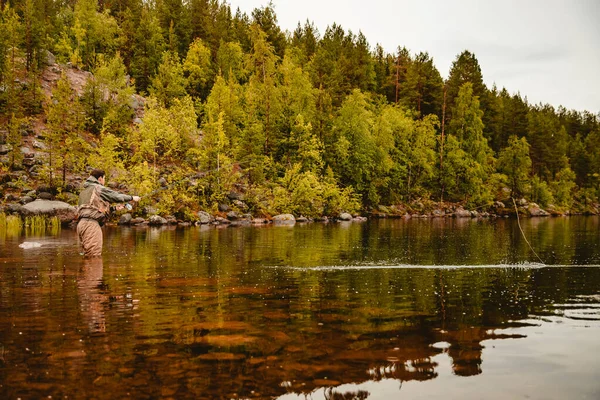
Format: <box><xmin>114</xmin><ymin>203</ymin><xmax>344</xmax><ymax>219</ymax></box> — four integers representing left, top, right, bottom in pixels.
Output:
<box><xmin>512</xmin><ymin>197</ymin><xmax>545</xmax><ymax>264</ymax></box>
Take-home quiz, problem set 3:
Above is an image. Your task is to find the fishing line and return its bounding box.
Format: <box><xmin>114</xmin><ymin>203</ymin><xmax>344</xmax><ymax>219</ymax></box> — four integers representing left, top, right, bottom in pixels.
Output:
<box><xmin>512</xmin><ymin>197</ymin><xmax>545</xmax><ymax>265</ymax></box>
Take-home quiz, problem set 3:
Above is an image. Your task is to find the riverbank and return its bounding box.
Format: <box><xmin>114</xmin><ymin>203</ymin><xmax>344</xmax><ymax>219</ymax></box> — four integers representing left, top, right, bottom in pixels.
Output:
<box><xmin>1</xmin><ymin>195</ymin><xmax>598</xmax><ymax>230</ymax></box>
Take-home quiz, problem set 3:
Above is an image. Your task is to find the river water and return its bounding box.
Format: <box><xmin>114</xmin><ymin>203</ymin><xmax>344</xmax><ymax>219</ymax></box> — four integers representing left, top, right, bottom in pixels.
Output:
<box><xmin>1</xmin><ymin>217</ymin><xmax>599</xmax><ymax>399</ymax></box>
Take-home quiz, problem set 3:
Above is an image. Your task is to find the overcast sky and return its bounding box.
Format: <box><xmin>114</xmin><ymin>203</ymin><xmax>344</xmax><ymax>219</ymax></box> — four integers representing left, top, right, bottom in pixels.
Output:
<box><xmin>227</xmin><ymin>0</ymin><xmax>600</xmax><ymax>114</ymax></box>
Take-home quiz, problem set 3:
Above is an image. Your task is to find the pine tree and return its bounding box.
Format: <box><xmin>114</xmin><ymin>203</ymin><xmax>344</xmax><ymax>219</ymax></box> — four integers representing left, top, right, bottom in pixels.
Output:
<box><xmin>46</xmin><ymin>73</ymin><xmax>86</xmax><ymax>187</ymax></box>
<box><xmin>497</xmin><ymin>135</ymin><xmax>532</xmax><ymax>196</ymax></box>
<box><xmin>527</xmin><ymin>104</ymin><xmax>568</xmax><ymax>181</ymax></box>
<box><xmin>149</xmin><ymin>50</ymin><xmax>187</xmax><ymax>106</ymax></box>
<box><xmin>183</xmin><ymin>38</ymin><xmax>214</xmax><ymax>100</ymax></box>
<box><xmin>130</xmin><ymin>5</ymin><xmax>165</xmax><ymax>93</ymax></box>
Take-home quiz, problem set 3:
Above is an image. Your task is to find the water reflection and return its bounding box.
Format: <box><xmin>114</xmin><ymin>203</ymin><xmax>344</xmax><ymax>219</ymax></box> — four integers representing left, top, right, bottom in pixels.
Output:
<box><xmin>0</xmin><ymin>218</ymin><xmax>599</xmax><ymax>399</ymax></box>
<box><xmin>77</xmin><ymin>258</ymin><xmax>106</xmax><ymax>333</ymax></box>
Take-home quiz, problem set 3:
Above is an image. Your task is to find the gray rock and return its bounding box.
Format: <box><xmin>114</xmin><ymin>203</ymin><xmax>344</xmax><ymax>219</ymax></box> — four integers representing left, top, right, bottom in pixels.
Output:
<box><xmin>296</xmin><ymin>215</ymin><xmax>309</xmax><ymax>223</ymax></box>
<box><xmin>158</xmin><ymin>177</ymin><xmax>168</xmax><ymax>187</ymax></box>
<box><xmin>0</xmin><ymin>144</ymin><xmax>10</xmax><ymax>155</ymax></box>
<box><xmin>20</xmin><ymin>196</ymin><xmax>34</xmax><ymax>204</ymax></box>
<box><xmin>149</xmin><ymin>215</ymin><xmax>168</xmax><ymax>225</ymax></box>
<box><xmin>228</xmin><ymin>191</ymin><xmax>244</xmax><ymax>201</ymax></box>
<box><xmin>454</xmin><ymin>208</ymin><xmax>472</xmax><ymax>218</ymax></box>
<box><xmin>338</xmin><ymin>212</ymin><xmax>353</xmax><ymax>221</ymax></box>
<box><xmin>252</xmin><ymin>218</ymin><xmax>269</xmax><ymax>225</ymax></box>
<box><xmin>226</xmin><ymin>211</ymin><xmax>239</xmax><ymax>220</ymax></box>
<box><xmin>218</xmin><ymin>203</ymin><xmax>230</xmax><ymax>212</ymax></box>
<box><xmin>44</xmin><ymin>50</ymin><xmax>56</xmax><ymax>65</ymax></box>
<box><xmin>118</xmin><ymin>213</ymin><xmax>133</xmax><ymax>225</ymax></box>
<box><xmin>20</xmin><ymin>146</ymin><xmax>32</xmax><ymax>154</ymax></box>
<box><xmin>528</xmin><ymin>203</ymin><xmax>550</xmax><ymax>217</ymax></box>
<box><xmin>197</xmin><ymin>211</ymin><xmax>213</xmax><ymax>224</ymax></box>
<box><xmin>32</xmin><ymin>140</ymin><xmax>46</xmax><ymax>150</ymax></box>
<box><xmin>22</xmin><ymin>199</ymin><xmax>77</xmax><ymax>224</ymax></box>
<box><xmin>353</xmin><ymin>216</ymin><xmax>367</xmax><ymax>222</ymax></box>
<box><xmin>432</xmin><ymin>209</ymin><xmax>445</xmax><ymax>217</ymax></box>
<box><xmin>215</xmin><ymin>216</ymin><xmax>230</xmax><ymax>225</ymax></box>
<box><xmin>272</xmin><ymin>214</ymin><xmax>296</xmax><ymax>225</ymax></box>
<box><xmin>131</xmin><ymin>217</ymin><xmax>146</xmax><ymax>225</ymax></box>
<box><xmin>5</xmin><ymin>203</ymin><xmax>29</xmax><ymax>215</ymax></box>
<box><xmin>165</xmin><ymin>215</ymin><xmax>177</xmax><ymax>225</ymax></box>
<box><xmin>38</xmin><ymin>192</ymin><xmax>53</xmax><ymax>200</ymax></box>
<box><xmin>5</xmin><ymin>193</ymin><xmax>20</xmax><ymax>202</ymax></box>
<box><xmin>314</xmin><ymin>216</ymin><xmax>329</xmax><ymax>222</ymax></box>
<box><xmin>36</xmin><ymin>185</ymin><xmax>55</xmax><ymax>195</ymax></box>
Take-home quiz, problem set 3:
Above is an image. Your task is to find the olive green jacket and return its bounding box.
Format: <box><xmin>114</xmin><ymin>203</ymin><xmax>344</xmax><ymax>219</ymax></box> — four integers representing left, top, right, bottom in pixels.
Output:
<box><xmin>77</xmin><ymin>176</ymin><xmax>133</xmax><ymax>222</ymax></box>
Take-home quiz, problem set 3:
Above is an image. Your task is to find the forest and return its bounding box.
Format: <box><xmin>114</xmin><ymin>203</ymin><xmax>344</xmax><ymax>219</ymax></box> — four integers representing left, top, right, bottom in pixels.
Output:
<box><xmin>1</xmin><ymin>0</ymin><xmax>599</xmax><ymax>220</ymax></box>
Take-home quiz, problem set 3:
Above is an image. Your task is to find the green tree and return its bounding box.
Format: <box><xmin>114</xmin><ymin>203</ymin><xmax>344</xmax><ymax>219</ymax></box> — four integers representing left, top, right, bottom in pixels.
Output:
<box><xmin>445</xmin><ymin>50</ymin><xmax>490</xmax><ymax>134</ymax></box>
<box><xmin>6</xmin><ymin>114</ymin><xmax>25</xmax><ymax>168</ymax></box>
<box><xmin>216</xmin><ymin>40</ymin><xmax>244</xmax><ymax>81</ymax></box>
<box><xmin>1</xmin><ymin>4</ymin><xmax>23</xmax><ymax>119</ymax></box>
<box><xmin>526</xmin><ymin>105</ymin><xmax>568</xmax><ymax>181</ymax></box>
<box><xmin>242</xmin><ymin>24</ymin><xmax>279</xmax><ymax>158</ymax></box>
<box><xmin>130</xmin><ymin>5</ymin><xmax>164</xmax><ymax>93</ymax></box>
<box><xmin>156</xmin><ymin>0</ymin><xmax>190</xmax><ymax>56</ymax></box>
<box><xmin>71</xmin><ymin>0</ymin><xmax>121</xmax><ymax>68</ymax></box>
<box><xmin>46</xmin><ymin>73</ymin><xmax>86</xmax><ymax>187</ymax></box>
<box><xmin>585</xmin><ymin>128</ymin><xmax>600</xmax><ymax>201</ymax></box>
<box><xmin>497</xmin><ymin>135</ymin><xmax>532</xmax><ymax>196</ymax></box>
<box><xmin>204</xmin><ymin>73</ymin><xmax>244</xmax><ymax>146</ymax></box>
<box><xmin>330</xmin><ymin>90</ymin><xmax>390</xmax><ymax>205</ymax></box>
<box><xmin>149</xmin><ymin>50</ymin><xmax>187</xmax><ymax>107</ymax></box>
<box><xmin>183</xmin><ymin>38</ymin><xmax>213</xmax><ymax>100</ymax></box>
<box><xmin>551</xmin><ymin>167</ymin><xmax>576</xmax><ymax>208</ymax></box>
<box><xmin>449</xmin><ymin>83</ymin><xmax>493</xmax><ymax>167</ymax></box>
<box><xmin>132</xmin><ymin>96</ymin><xmax>197</xmax><ymax>177</ymax></box>
<box><xmin>274</xmin><ymin>53</ymin><xmax>316</xmax><ymax>166</ymax></box>
<box><xmin>445</xmin><ymin>83</ymin><xmax>494</xmax><ymax>205</ymax></box>
<box><xmin>251</xmin><ymin>2</ymin><xmax>286</xmax><ymax>58</ymax></box>
<box><xmin>400</xmin><ymin>52</ymin><xmax>443</xmax><ymax>118</ymax></box>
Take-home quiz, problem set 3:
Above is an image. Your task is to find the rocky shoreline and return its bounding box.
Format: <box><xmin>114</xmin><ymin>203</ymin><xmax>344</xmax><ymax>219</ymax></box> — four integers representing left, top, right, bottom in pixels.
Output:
<box><xmin>2</xmin><ymin>193</ymin><xmax>598</xmax><ymax>229</ymax></box>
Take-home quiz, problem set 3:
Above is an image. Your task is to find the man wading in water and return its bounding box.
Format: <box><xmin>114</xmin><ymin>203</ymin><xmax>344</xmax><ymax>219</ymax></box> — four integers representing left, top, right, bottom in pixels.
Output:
<box><xmin>77</xmin><ymin>169</ymin><xmax>141</xmax><ymax>257</ymax></box>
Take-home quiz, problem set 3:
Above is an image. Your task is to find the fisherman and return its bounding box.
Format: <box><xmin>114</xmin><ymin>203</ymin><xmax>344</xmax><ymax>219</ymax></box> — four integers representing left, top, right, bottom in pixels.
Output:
<box><xmin>77</xmin><ymin>169</ymin><xmax>140</xmax><ymax>257</ymax></box>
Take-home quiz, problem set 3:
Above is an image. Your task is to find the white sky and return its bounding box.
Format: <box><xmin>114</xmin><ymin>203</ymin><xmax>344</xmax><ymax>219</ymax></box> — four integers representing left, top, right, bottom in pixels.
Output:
<box><xmin>227</xmin><ymin>0</ymin><xmax>600</xmax><ymax>114</ymax></box>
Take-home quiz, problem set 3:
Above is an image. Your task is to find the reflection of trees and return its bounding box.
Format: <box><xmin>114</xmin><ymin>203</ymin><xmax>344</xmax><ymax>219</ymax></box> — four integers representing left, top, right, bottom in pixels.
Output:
<box><xmin>1</xmin><ymin>217</ymin><xmax>599</xmax><ymax>399</ymax></box>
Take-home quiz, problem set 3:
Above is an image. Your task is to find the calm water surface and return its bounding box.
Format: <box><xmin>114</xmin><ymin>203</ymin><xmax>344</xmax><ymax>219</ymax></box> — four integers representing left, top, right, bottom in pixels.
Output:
<box><xmin>1</xmin><ymin>217</ymin><xmax>600</xmax><ymax>399</ymax></box>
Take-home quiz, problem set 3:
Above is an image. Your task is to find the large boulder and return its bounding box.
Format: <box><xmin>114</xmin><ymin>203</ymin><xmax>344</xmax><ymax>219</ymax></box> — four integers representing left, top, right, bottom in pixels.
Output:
<box><xmin>454</xmin><ymin>207</ymin><xmax>473</xmax><ymax>218</ymax></box>
<box><xmin>528</xmin><ymin>203</ymin><xmax>550</xmax><ymax>217</ymax></box>
<box><xmin>118</xmin><ymin>213</ymin><xmax>133</xmax><ymax>225</ymax></box>
<box><xmin>197</xmin><ymin>211</ymin><xmax>213</xmax><ymax>224</ymax></box>
<box><xmin>21</xmin><ymin>199</ymin><xmax>77</xmax><ymax>224</ymax></box>
<box><xmin>338</xmin><ymin>212</ymin><xmax>353</xmax><ymax>221</ymax></box>
<box><xmin>272</xmin><ymin>214</ymin><xmax>296</xmax><ymax>225</ymax></box>
<box><xmin>148</xmin><ymin>215</ymin><xmax>168</xmax><ymax>226</ymax></box>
